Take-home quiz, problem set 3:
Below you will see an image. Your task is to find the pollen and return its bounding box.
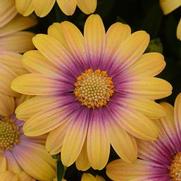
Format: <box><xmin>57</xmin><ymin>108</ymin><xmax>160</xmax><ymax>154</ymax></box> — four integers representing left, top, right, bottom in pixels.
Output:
<box><xmin>74</xmin><ymin>69</ymin><xmax>114</xmax><ymax>109</ymax></box>
<box><xmin>170</xmin><ymin>152</ymin><xmax>181</xmax><ymax>181</ymax></box>
<box><xmin>0</xmin><ymin>117</ymin><xmax>19</xmax><ymax>150</ymax></box>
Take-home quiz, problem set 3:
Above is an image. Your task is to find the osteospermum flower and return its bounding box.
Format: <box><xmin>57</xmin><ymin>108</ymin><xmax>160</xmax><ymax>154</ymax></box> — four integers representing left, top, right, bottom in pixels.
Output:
<box><xmin>12</xmin><ymin>14</ymin><xmax>172</xmax><ymax>170</ymax></box>
<box><xmin>81</xmin><ymin>173</ymin><xmax>105</xmax><ymax>181</ymax></box>
<box><xmin>160</xmin><ymin>0</ymin><xmax>181</xmax><ymax>40</ymax></box>
<box><xmin>0</xmin><ymin>0</ymin><xmax>36</xmax><ymax>53</ymax></box>
<box><xmin>15</xmin><ymin>0</ymin><xmax>97</xmax><ymax>17</ymax></box>
<box><xmin>0</xmin><ymin>94</ymin><xmax>56</xmax><ymax>181</ymax></box>
<box><xmin>106</xmin><ymin>93</ymin><xmax>181</xmax><ymax>181</ymax></box>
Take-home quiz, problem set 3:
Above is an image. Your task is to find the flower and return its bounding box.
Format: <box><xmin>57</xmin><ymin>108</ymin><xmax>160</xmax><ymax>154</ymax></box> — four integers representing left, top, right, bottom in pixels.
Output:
<box><xmin>160</xmin><ymin>0</ymin><xmax>181</xmax><ymax>40</ymax></box>
<box><xmin>12</xmin><ymin>14</ymin><xmax>172</xmax><ymax>170</ymax></box>
<box><xmin>81</xmin><ymin>173</ymin><xmax>105</xmax><ymax>181</ymax></box>
<box><xmin>0</xmin><ymin>0</ymin><xmax>37</xmax><ymax>53</ymax></box>
<box><xmin>0</xmin><ymin>94</ymin><xmax>56</xmax><ymax>181</ymax></box>
<box><xmin>106</xmin><ymin>93</ymin><xmax>181</xmax><ymax>181</ymax></box>
<box><xmin>15</xmin><ymin>0</ymin><xmax>97</xmax><ymax>17</ymax></box>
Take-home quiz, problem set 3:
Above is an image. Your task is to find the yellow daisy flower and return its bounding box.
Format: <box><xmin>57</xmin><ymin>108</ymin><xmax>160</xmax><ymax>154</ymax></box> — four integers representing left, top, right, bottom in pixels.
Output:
<box><xmin>15</xmin><ymin>0</ymin><xmax>97</xmax><ymax>17</ymax></box>
<box><xmin>0</xmin><ymin>49</ymin><xmax>55</xmax><ymax>180</ymax></box>
<box><xmin>0</xmin><ymin>94</ymin><xmax>56</xmax><ymax>181</ymax></box>
<box><xmin>12</xmin><ymin>14</ymin><xmax>172</xmax><ymax>170</ymax></box>
<box><xmin>0</xmin><ymin>0</ymin><xmax>37</xmax><ymax>53</ymax></box>
<box><xmin>81</xmin><ymin>173</ymin><xmax>105</xmax><ymax>181</ymax></box>
<box><xmin>160</xmin><ymin>0</ymin><xmax>181</xmax><ymax>40</ymax></box>
<box><xmin>106</xmin><ymin>93</ymin><xmax>181</xmax><ymax>181</ymax></box>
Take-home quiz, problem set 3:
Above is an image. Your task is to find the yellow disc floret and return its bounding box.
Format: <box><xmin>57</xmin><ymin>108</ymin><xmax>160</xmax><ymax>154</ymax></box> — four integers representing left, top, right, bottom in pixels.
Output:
<box><xmin>170</xmin><ymin>152</ymin><xmax>181</xmax><ymax>181</ymax></box>
<box><xmin>74</xmin><ymin>69</ymin><xmax>114</xmax><ymax>109</ymax></box>
<box><xmin>0</xmin><ymin>118</ymin><xmax>19</xmax><ymax>150</ymax></box>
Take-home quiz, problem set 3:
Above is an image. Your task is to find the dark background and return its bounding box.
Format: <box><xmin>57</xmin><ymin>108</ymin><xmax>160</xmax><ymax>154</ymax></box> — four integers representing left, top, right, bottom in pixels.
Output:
<box><xmin>33</xmin><ymin>0</ymin><xmax>181</xmax><ymax>180</ymax></box>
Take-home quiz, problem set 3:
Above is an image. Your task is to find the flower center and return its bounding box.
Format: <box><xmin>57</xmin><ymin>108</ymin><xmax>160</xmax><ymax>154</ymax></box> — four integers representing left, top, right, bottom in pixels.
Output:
<box><xmin>0</xmin><ymin>117</ymin><xmax>19</xmax><ymax>150</ymax></box>
<box><xmin>74</xmin><ymin>69</ymin><xmax>114</xmax><ymax>109</ymax></box>
<box><xmin>170</xmin><ymin>152</ymin><xmax>181</xmax><ymax>181</ymax></box>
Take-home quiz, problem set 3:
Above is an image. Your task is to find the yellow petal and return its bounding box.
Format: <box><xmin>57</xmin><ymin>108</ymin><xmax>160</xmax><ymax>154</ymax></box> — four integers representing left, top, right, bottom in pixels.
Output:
<box><xmin>108</xmin><ymin>121</ymin><xmax>137</xmax><ymax>163</ymax></box>
<box><xmin>87</xmin><ymin>117</ymin><xmax>110</xmax><ymax>170</ymax></box>
<box><xmin>13</xmin><ymin>141</ymin><xmax>55</xmax><ymax>180</ymax></box>
<box><xmin>106</xmin><ymin>159</ymin><xmax>150</xmax><ymax>181</ymax></box>
<box><xmin>22</xmin><ymin>50</ymin><xmax>60</xmax><ymax>76</ymax></box>
<box><xmin>23</xmin><ymin>107</ymin><xmax>66</xmax><ymax>136</ymax></box>
<box><xmin>0</xmin><ymin>172</ymin><xmax>18</xmax><ymax>181</ymax></box>
<box><xmin>77</xmin><ymin>0</ymin><xmax>97</xmax><ymax>14</ymax></box>
<box><xmin>124</xmin><ymin>98</ymin><xmax>166</xmax><ymax>119</ymax></box>
<box><xmin>84</xmin><ymin>14</ymin><xmax>105</xmax><ymax>63</ymax></box>
<box><xmin>33</xmin><ymin>0</ymin><xmax>55</xmax><ymax>17</ymax></box>
<box><xmin>48</xmin><ymin>23</ymin><xmax>68</xmax><ymax>48</ymax></box>
<box><xmin>57</xmin><ymin>0</ymin><xmax>77</xmax><ymax>15</ymax></box>
<box><xmin>55</xmin><ymin>21</ymin><xmax>85</xmax><ymax>61</ymax></box>
<box><xmin>0</xmin><ymin>0</ymin><xmax>17</xmax><ymax>28</ymax></box>
<box><xmin>120</xmin><ymin>108</ymin><xmax>159</xmax><ymax>140</ymax></box>
<box><xmin>114</xmin><ymin>31</ymin><xmax>149</xmax><ymax>70</ymax></box>
<box><xmin>15</xmin><ymin>96</ymin><xmax>60</xmax><ymax>120</ymax></box>
<box><xmin>19</xmin><ymin>172</ymin><xmax>34</xmax><ymax>181</ymax></box>
<box><xmin>76</xmin><ymin>141</ymin><xmax>90</xmax><ymax>171</ymax></box>
<box><xmin>0</xmin><ymin>51</ymin><xmax>24</xmax><ymax>74</ymax></box>
<box><xmin>81</xmin><ymin>173</ymin><xmax>95</xmax><ymax>181</ymax></box>
<box><xmin>105</xmin><ymin>22</ymin><xmax>131</xmax><ymax>55</ymax></box>
<box><xmin>15</xmin><ymin>0</ymin><xmax>34</xmax><ymax>16</ymax></box>
<box><xmin>0</xmin><ymin>154</ymin><xmax>7</xmax><ymax>172</ymax></box>
<box><xmin>177</xmin><ymin>18</ymin><xmax>181</xmax><ymax>40</ymax></box>
<box><xmin>129</xmin><ymin>52</ymin><xmax>166</xmax><ymax>76</ymax></box>
<box><xmin>32</xmin><ymin>34</ymin><xmax>72</xmax><ymax>68</ymax></box>
<box><xmin>0</xmin><ymin>32</ymin><xmax>35</xmax><ymax>53</ymax></box>
<box><xmin>0</xmin><ymin>93</ymin><xmax>15</xmax><ymax>117</ymax></box>
<box><xmin>159</xmin><ymin>0</ymin><xmax>181</xmax><ymax>14</ymax></box>
<box><xmin>0</xmin><ymin>64</ymin><xmax>19</xmax><ymax>97</ymax></box>
<box><xmin>125</xmin><ymin>78</ymin><xmax>172</xmax><ymax>99</ymax></box>
<box><xmin>159</xmin><ymin>102</ymin><xmax>175</xmax><ymax>136</ymax></box>
<box><xmin>5</xmin><ymin>151</ymin><xmax>21</xmax><ymax>174</ymax></box>
<box><xmin>174</xmin><ymin>93</ymin><xmax>181</xmax><ymax>133</ymax></box>
<box><xmin>11</xmin><ymin>73</ymin><xmax>60</xmax><ymax>95</ymax></box>
<box><xmin>61</xmin><ymin>117</ymin><xmax>88</xmax><ymax>167</ymax></box>
<box><xmin>46</xmin><ymin>123</ymin><xmax>68</xmax><ymax>155</ymax></box>
<box><xmin>0</xmin><ymin>15</ymin><xmax>37</xmax><ymax>37</ymax></box>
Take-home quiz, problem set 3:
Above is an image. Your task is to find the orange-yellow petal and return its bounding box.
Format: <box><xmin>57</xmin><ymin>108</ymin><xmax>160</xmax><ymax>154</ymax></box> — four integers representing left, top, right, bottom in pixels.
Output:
<box><xmin>57</xmin><ymin>0</ymin><xmax>77</xmax><ymax>16</ymax></box>
<box><xmin>77</xmin><ymin>0</ymin><xmax>97</xmax><ymax>14</ymax></box>
<box><xmin>33</xmin><ymin>0</ymin><xmax>55</xmax><ymax>17</ymax></box>
<box><xmin>87</xmin><ymin>118</ymin><xmax>110</xmax><ymax>170</ymax></box>
<box><xmin>15</xmin><ymin>0</ymin><xmax>34</xmax><ymax>16</ymax></box>
<box><xmin>160</xmin><ymin>0</ymin><xmax>181</xmax><ymax>14</ymax></box>
<box><xmin>177</xmin><ymin>18</ymin><xmax>181</xmax><ymax>40</ymax></box>
<box><xmin>108</xmin><ymin>120</ymin><xmax>137</xmax><ymax>163</ymax></box>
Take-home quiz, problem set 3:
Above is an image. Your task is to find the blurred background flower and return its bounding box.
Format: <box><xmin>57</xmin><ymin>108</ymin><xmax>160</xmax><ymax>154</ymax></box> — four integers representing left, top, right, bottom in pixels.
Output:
<box><xmin>106</xmin><ymin>93</ymin><xmax>181</xmax><ymax>181</ymax></box>
<box><xmin>15</xmin><ymin>0</ymin><xmax>97</xmax><ymax>17</ymax></box>
<box><xmin>0</xmin><ymin>0</ymin><xmax>37</xmax><ymax>53</ymax></box>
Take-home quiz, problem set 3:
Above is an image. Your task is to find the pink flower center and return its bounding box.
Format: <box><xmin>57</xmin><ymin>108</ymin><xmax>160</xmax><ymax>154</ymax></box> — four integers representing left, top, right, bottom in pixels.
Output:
<box><xmin>74</xmin><ymin>69</ymin><xmax>114</xmax><ymax>109</ymax></box>
<box><xmin>170</xmin><ymin>152</ymin><xmax>181</xmax><ymax>181</ymax></box>
<box><xmin>0</xmin><ymin>117</ymin><xmax>19</xmax><ymax>150</ymax></box>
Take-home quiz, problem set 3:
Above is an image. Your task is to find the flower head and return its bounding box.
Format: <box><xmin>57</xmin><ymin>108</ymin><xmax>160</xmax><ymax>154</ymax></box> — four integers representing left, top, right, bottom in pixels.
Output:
<box><xmin>15</xmin><ymin>0</ymin><xmax>97</xmax><ymax>17</ymax></box>
<box><xmin>159</xmin><ymin>0</ymin><xmax>181</xmax><ymax>40</ymax></box>
<box><xmin>12</xmin><ymin>14</ymin><xmax>172</xmax><ymax>170</ymax></box>
<box><xmin>0</xmin><ymin>94</ymin><xmax>56</xmax><ymax>181</ymax></box>
<box><xmin>0</xmin><ymin>0</ymin><xmax>37</xmax><ymax>53</ymax></box>
<box><xmin>106</xmin><ymin>93</ymin><xmax>181</xmax><ymax>181</ymax></box>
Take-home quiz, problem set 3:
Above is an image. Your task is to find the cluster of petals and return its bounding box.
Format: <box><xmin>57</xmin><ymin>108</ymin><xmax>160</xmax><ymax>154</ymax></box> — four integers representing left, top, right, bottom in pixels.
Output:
<box><xmin>15</xmin><ymin>0</ymin><xmax>97</xmax><ymax>17</ymax></box>
<box><xmin>107</xmin><ymin>93</ymin><xmax>181</xmax><ymax>181</ymax></box>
